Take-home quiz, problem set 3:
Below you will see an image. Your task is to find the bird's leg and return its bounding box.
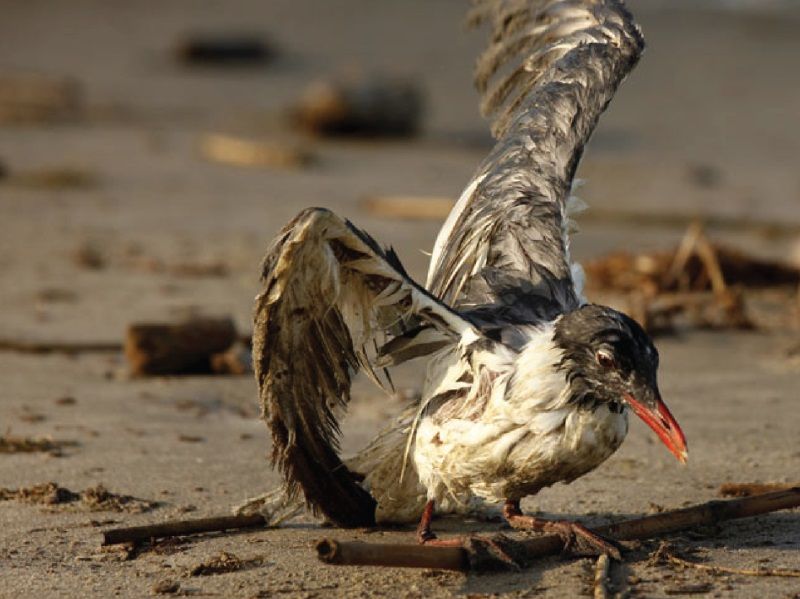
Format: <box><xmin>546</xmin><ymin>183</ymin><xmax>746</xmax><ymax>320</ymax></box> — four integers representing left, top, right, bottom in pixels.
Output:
<box><xmin>415</xmin><ymin>500</ymin><xmax>462</xmax><ymax>546</ymax></box>
<box><xmin>414</xmin><ymin>500</ymin><xmax>466</xmax><ymax>547</ymax></box>
<box><xmin>416</xmin><ymin>499</ymin><xmax>437</xmax><ymax>543</ymax></box>
<box><xmin>415</xmin><ymin>500</ymin><xmax>523</xmax><ymax>569</ymax></box>
<box><xmin>502</xmin><ymin>499</ymin><xmax>622</xmax><ymax>560</ymax></box>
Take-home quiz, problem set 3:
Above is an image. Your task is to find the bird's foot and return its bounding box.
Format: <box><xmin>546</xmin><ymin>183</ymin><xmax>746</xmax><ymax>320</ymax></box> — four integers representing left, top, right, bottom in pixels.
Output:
<box><xmin>502</xmin><ymin>500</ymin><xmax>621</xmax><ymax>560</ymax></box>
<box><xmin>543</xmin><ymin>520</ymin><xmax>622</xmax><ymax>561</ymax></box>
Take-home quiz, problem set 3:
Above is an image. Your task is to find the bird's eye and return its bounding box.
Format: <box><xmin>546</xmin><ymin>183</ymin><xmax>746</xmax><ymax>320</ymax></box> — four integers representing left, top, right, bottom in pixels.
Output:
<box><xmin>596</xmin><ymin>350</ymin><xmax>616</xmax><ymax>370</ymax></box>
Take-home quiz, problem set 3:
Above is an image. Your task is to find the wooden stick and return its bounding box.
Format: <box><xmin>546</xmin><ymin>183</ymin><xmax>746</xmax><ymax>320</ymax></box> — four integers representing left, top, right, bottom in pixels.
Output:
<box><xmin>695</xmin><ymin>232</ymin><xmax>728</xmax><ymax>295</ymax></box>
<box><xmin>593</xmin><ymin>554</ymin><xmax>612</xmax><ymax>599</ymax></box>
<box><xmin>125</xmin><ymin>317</ymin><xmax>237</xmax><ymax>375</ymax></box>
<box><xmin>664</xmin><ymin>221</ymin><xmax>705</xmax><ymax>290</ymax></box>
<box><xmin>102</xmin><ymin>513</ymin><xmax>265</xmax><ymax>546</ymax></box>
<box><xmin>315</xmin><ymin>538</ymin><xmax>468</xmax><ymax>571</ymax></box>
<box><xmin>316</xmin><ymin>487</ymin><xmax>800</xmax><ymax>571</ymax></box>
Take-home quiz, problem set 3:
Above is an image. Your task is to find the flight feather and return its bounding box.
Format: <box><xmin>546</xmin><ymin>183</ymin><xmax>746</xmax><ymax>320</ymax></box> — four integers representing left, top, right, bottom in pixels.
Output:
<box><xmin>253</xmin><ymin>208</ymin><xmax>478</xmax><ymax>526</ymax></box>
<box><xmin>427</xmin><ymin>0</ymin><xmax>644</xmax><ymax>317</ymax></box>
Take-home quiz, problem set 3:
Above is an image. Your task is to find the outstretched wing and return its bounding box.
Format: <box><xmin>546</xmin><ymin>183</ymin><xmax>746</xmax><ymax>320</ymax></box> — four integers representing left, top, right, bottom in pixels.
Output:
<box><xmin>427</xmin><ymin>0</ymin><xmax>644</xmax><ymax>317</ymax></box>
<box><xmin>253</xmin><ymin>208</ymin><xmax>479</xmax><ymax>526</ymax></box>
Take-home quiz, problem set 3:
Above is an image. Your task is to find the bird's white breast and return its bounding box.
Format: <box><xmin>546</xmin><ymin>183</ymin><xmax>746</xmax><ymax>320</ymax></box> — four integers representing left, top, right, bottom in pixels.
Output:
<box><xmin>413</xmin><ymin>326</ymin><xmax>629</xmax><ymax>509</ymax></box>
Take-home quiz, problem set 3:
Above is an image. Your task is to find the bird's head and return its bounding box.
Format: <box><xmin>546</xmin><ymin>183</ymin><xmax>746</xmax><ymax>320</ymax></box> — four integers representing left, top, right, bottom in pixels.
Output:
<box><xmin>554</xmin><ymin>304</ymin><xmax>687</xmax><ymax>464</ymax></box>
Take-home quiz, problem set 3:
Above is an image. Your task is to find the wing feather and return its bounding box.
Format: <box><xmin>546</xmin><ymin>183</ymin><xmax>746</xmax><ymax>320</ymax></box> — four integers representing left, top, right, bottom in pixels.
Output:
<box><xmin>427</xmin><ymin>0</ymin><xmax>643</xmax><ymax>317</ymax></box>
<box><xmin>254</xmin><ymin>208</ymin><xmax>478</xmax><ymax>526</ymax></box>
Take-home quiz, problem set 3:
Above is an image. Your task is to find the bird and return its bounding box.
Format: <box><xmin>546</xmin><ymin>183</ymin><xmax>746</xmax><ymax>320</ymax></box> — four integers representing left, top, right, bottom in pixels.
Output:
<box><xmin>246</xmin><ymin>0</ymin><xmax>688</xmax><ymax>557</ymax></box>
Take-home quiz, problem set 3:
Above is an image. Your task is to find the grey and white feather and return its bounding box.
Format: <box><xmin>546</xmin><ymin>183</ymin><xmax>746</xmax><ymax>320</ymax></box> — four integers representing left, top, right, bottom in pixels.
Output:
<box><xmin>246</xmin><ymin>0</ymin><xmax>686</xmax><ymax>532</ymax></box>
<box><xmin>428</xmin><ymin>0</ymin><xmax>643</xmax><ymax>315</ymax></box>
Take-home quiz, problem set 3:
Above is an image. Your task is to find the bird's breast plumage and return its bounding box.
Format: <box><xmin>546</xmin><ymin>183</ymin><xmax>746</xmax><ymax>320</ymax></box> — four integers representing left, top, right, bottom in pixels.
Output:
<box><xmin>412</xmin><ymin>325</ymin><xmax>629</xmax><ymax>508</ymax></box>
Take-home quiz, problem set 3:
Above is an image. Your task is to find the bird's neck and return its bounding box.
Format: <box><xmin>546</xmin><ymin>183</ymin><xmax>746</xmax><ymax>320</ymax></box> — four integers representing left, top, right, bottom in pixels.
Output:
<box><xmin>505</xmin><ymin>324</ymin><xmax>573</xmax><ymax>413</ymax></box>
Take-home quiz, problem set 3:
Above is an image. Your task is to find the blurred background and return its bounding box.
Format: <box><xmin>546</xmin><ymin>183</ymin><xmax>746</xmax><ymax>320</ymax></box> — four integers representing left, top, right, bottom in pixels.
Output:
<box><xmin>0</xmin><ymin>0</ymin><xmax>798</xmax><ymax>343</ymax></box>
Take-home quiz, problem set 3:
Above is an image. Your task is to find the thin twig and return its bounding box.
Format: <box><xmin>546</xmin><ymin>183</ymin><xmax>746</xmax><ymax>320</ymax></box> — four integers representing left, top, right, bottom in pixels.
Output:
<box><xmin>664</xmin><ymin>221</ymin><xmax>705</xmax><ymax>290</ymax></box>
<box><xmin>694</xmin><ymin>232</ymin><xmax>728</xmax><ymax>295</ymax></box>
<box><xmin>654</xmin><ymin>542</ymin><xmax>800</xmax><ymax>578</ymax></box>
<box><xmin>317</xmin><ymin>487</ymin><xmax>800</xmax><ymax>571</ymax></box>
<box><xmin>102</xmin><ymin>514</ymin><xmax>266</xmax><ymax>545</ymax></box>
<box><xmin>593</xmin><ymin>554</ymin><xmax>612</xmax><ymax>599</ymax></box>
<box><xmin>662</xmin><ymin>222</ymin><xmax>727</xmax><ymax>295</ymax></box>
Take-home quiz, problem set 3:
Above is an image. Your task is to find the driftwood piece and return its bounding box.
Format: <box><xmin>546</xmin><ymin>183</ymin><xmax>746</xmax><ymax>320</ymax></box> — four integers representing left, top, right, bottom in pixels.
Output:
<box><xmin>629</xmin><ymin>289</ymin><xmax>753</xmax><ymax>335</ymax></box>
<box><xmin>102</xmin><ymin>514</ymin><xmax>266</xmax><ymax>546</ymax></box>
<box><xmin>316</xmin><ymin>487</ymin><xmax>800</xmax><ymax>571</ymax></box>
<box><xmin>176</xmin><ymin>35</ymin><xmax>273</xmax><ymax>66</ymax></box>
<box><xmin>200</xmin><ymin>134</ymin><xmax>313</xmax><ymax>169</ymax></box>
<box><xmin>585</xmin><ymin>223</ymin><xmax>800</xmax><ymax>334</ymax></box>
<box><xmin>125</xmin><ymin>317</ymin><xmax>238</xmax><ymax>375</ymax></box>
<box><xmin>292</xmin><ymin>74</ymin><xmax>423</xmax><ymax>137</ymax></box>
<box><xmin>586</xmin><ymin>234</ymin><xmax>800</xmax><ymax>295</ymax></box>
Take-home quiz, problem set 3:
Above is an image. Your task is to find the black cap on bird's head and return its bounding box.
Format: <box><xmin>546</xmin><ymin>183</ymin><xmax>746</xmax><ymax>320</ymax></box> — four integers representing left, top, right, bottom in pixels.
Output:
<box><xmin>555</xmin><ymin>304</ymin><xmax>688</xmax><ymax>464</ymax></box>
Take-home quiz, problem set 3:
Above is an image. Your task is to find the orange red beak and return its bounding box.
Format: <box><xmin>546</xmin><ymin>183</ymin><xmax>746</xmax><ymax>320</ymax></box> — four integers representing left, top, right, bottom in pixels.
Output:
<box><xmin>624</xmin><ymin>392</ymin><xmax>688</xmax><ymax>464</ymax></box>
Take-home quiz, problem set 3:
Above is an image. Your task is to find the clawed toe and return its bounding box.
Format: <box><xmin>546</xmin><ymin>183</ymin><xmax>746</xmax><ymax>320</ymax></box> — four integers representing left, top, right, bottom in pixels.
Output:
<box><xmin>552</xmin><ymin>521</ymin><xmax>622</xmax><ymax>560</ymax></box>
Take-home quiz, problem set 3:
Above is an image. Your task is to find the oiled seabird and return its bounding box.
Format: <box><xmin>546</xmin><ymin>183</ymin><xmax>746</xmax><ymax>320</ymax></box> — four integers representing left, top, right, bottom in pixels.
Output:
<box><xmin>245</xmin><ymin>0</ymin><xmax>687</xmax><ymax>557</ymax></box>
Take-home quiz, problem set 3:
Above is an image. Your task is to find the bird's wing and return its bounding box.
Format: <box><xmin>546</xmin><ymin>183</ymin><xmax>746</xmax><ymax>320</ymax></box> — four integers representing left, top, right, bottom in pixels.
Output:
<box><xmin>426</xmin><ymin>0</ymin><xmax>644</xmax><ymax>315</ymax></box>
<box><xmin>253</xmin><ymin>208</ymin><xmax>480</xmax><ymax>526</ymax></box>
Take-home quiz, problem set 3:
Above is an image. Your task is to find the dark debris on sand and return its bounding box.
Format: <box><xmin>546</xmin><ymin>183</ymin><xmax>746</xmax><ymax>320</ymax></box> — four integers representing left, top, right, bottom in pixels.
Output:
<box><xmin>0</xmin><ymin>434</ymin><xmax>76</xmax><ymax>456</ymax></box>
<box><xmin>189</xmin><ymin>551</ymin><xmax>264</xmax><ymax>576</ymax></box>
<box><xmin>584</xmin><ymin>223</ymin><xmax>800</xmax><ymax>335</ymax></box>
<box><xmin>0</xmin><ymin>482</ymin><xmax>160</xmax><ymax>513</ymax></box>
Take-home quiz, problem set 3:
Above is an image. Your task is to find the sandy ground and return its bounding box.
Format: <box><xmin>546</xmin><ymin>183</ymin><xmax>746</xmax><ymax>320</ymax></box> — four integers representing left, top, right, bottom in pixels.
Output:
<box><xmin>1</xmin><ymin>1</ymin><xmax>799</xmax><ymax>597</ymax></box>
